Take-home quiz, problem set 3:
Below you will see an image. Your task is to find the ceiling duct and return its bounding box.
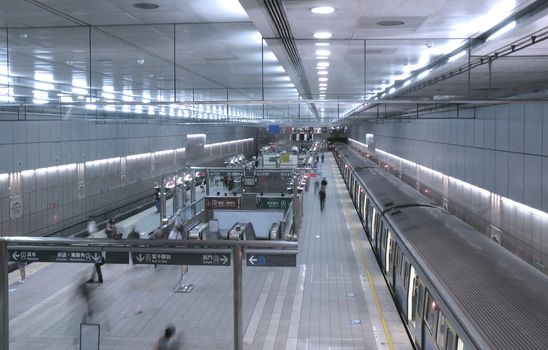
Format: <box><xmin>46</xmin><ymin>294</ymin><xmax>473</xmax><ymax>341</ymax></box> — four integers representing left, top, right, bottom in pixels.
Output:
<box><xmin>263</xmin><ymin>0</ymin><xmax>317</xmax><ymax>116</ymax></box>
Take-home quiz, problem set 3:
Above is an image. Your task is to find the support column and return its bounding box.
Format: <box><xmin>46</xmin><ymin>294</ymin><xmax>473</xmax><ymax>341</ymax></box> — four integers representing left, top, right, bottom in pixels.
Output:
<box><xmin>232</xmin><ymin>244</ymin><xmax>243</xmax><ymax>350</ymax></box>
<box><xmin>0</xmin><ymin>239</ymin><xmax>8</xmax><ymax>350</ymax></box>
<box><xmin>160</xmin><ymin>177</ymin><xmax>166</xmax><ymax>225</ymax></box>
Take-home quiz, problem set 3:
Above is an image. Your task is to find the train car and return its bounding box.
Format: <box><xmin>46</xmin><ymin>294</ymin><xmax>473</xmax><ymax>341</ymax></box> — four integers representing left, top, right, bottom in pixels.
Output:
<box><xmin>333</xmin><ymin>142</ymin><xmax>548</xmax><ymax>350</ymax></box>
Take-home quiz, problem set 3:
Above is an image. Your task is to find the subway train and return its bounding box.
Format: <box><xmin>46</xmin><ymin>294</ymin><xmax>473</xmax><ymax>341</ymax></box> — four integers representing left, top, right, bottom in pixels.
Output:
<box><xmin>333</xmin><ymin>142</ymin><xmax>548</xmax><ymax>350</ymax></box>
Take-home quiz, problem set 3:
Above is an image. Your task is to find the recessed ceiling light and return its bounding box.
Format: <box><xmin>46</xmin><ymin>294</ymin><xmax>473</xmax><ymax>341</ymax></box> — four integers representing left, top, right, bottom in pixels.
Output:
<box><xmin>377</xmin><ymin>20</ymin><xmax>405</xmax><ymax>26</ymax></box>
<box><xmin>65</xmin><ymin>60</ymin><xmax>74</xmax><ymax>65</ymax></box>
<box><xmin>134</xmin><ymin>2</ymin><xmax>159</xmax><ymax>9</ymax></box>
<box><xmin>319</xmin><ymin>83</ymin><xmax>327</xmax><ymax>86</ymax></box>
<box><xmin>318</xmin><ymin>77</ymin><xmax>328</xmax><ymax>82</ymax></box>
<box><xmin>19</xmin><ymin>33</ymin><xmax>28</xmax><ymax>39</ymax></box>
<box><xmin>311</xmin><ymin>6</ymin><xmax>335</xmax><ymax>14</ymax></box>
<box><xmin>319</xmin><ymin>87</ymin><xmax>327</xmax><ymax>90</ymax></box>
<box><xmin>316</xmin><ymin>56</ymin><xmax>328</xmax><ymax>60</ymax></box>
<box><xmin>313</xmin><ymin>32</ymin><xmax>332</xmax><ymax>39</ymax></box>
<box><xmin>136</xmin><ymin>59</ymin><xmax>145</xmax><ymax>64</ymax></box>
<box><xmin>317</xmin><ymin>62</ymin><xmax>330</xmax><ymax>67</ymax></box>
<box><xmin>315</xmin><ymin>49</ymin><xmax>331</xmax><ymax>56</ymax></box>
<box><xmin>315</xmin><ymin>42</ymin><xmax>330</xmax><ymax>47</ymax></box>
<box><xmin>318</xmin><ymin>71</ymin><xmax>328</xmax><ymax>75</ymax></box>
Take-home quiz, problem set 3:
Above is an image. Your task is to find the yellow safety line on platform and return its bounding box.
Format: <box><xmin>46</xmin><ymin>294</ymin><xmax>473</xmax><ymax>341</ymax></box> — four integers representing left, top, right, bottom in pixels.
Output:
<box><xmin>343</xmin><ymin>206</ymin><xmax>395</xmax><ymax>350</ymax></box>
<box><xmin>335</xmin><ymin>169</ymin><xmax>395</xmax><ymax>350</ymax></box>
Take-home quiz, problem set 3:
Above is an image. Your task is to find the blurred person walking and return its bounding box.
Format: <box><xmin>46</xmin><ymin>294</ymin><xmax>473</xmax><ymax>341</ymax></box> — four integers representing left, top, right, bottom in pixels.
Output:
<box><xmin>319</xmin><ymin>177</ymin><xmax>328</xmax><ymax>211</ymax></box>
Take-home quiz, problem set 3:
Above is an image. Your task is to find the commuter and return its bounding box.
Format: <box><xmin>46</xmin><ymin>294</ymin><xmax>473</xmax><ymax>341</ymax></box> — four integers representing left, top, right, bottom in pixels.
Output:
<box><xmin>87</xmin><ymin>217</ymin><xmax>98</xmax><ymax>236</ymax></box>
<box><xmin>105</xmin><ymin>218</ymin><xmax>115</xmax><ymax>239</ymax></box>
<box><xmin>169</xmin><ymin>225</ymin><xmax>183</xmax><ymax>240</ymax></box>
<box><xmin>17</xmin><ymin>262</ymin><xmax>26</xmax><ymax>283</ymax></box>
<box><xmin>78</xmin><ymin>278</ymin><xmax>94</xmax><ymax>322</ymax></box>
<box><xmin>314</xmin><ymin>177</ymin><xmax>320</xmax><ymax>194</ymax></box>
<box><xmin>316</xmin><ymin>155</ymin><xmax>319</xmax><ymax>164</ymax></box>
<box><xmin>223</xmin><ymin>176</ymin><xmax>229</xmax><ymax>189</ymax></box>
<box><xmin>155</xmin><ymin>325</ymin><xmax>180</xmax><ymax>350</ymax></box>
<box><xmin>87</xmin><ymin>253</ymin><xmax>104</xmax><ymax>284</ymax></box>
<box><xmin>319</xmin><ymin>177</ymin><xmax>328</xmax><ymax>211</ymax></box>
<box><xmin>228</xmin><ymin>177</ymin><xmax>235</xmax><ymax>191</ymax></box>
<box><xmin>154</xmin><ymin>190</ymin><xmax>161</xmax><ymax>213</ymax></box>
<box><xmin>127</xmin><ymin>226</ymin><xmax>140</xmax><ymax>239</ymax></box>
<box><xmin>321</xmin><ymin>152</ymin><xmax>325</xmax><ymax>164</ymax></box>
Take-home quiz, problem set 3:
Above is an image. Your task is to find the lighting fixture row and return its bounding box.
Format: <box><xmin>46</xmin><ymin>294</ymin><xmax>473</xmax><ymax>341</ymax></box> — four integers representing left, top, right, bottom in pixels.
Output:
<box><xmin>309</xmin><ymin>5</ymin><xmax>335</xmax><ymax>110</ymax></box>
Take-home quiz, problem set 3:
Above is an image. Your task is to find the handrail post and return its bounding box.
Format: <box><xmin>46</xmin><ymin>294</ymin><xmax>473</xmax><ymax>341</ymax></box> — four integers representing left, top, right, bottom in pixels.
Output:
<box><xmin>232</xmin><ymin>243</ymin><xmax>243</xmax><ymax>350</ymax></box>
<box><xmin>0</xmin><ymin>239</ymin><xmax>8</xmax><ymax>350</ymax></box>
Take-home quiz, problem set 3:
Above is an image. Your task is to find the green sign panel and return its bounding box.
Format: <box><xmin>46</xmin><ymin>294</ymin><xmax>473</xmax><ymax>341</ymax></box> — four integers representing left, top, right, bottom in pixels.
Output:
<box><xmin>258</xmin><ymin>197</ymin><xmax>292</xmax><ymax>209</ymax></box>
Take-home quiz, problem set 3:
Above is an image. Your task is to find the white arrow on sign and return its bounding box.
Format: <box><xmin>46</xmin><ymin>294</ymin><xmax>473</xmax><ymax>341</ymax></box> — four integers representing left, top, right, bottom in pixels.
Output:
<box><xmin>136</xmin><ymin>253</ymin><xmax>145</xmax><ymax>262</ymax></box>
<box><xmin>91</xmin><ymin>253</ymin><xmax>102</xmax><ymax>263</ymax></box>
<box><xmin>248</xmin><ymin>255</ymin><xmax>257</xmax><ymax>265</ymax></box>
<box><xmin>220</xmin><ymin>255</ymin><xmax>229</xmax><ymax>265</ymax></box>
<box><xmin>12</xmin><ymin>251</ymin><xmax>20</xmax><ymax>260</ymax></box>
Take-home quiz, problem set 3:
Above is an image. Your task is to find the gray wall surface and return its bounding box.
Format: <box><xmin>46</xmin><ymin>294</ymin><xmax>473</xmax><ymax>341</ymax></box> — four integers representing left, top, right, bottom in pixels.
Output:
<box><xmin>347</xmin><ymin>103</ymin><xmax>548</xmax><ymax>212</ymax></box>
<box><xmin>0</xmin><ymin>119</ymin><xmax>257</xmax><ymax>237</ymax></box>
<box><xmin>345</xmin><ymin>102</ymin><xmax>548</xmax><ymax>272</ymax></box>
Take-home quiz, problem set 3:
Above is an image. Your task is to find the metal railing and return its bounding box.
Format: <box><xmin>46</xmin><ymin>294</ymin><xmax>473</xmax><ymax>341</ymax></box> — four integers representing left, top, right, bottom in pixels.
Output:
<box><xmin>0</xmin><ymin>237</ymin><xmax>297</xmax><ymax>350</ymax></box>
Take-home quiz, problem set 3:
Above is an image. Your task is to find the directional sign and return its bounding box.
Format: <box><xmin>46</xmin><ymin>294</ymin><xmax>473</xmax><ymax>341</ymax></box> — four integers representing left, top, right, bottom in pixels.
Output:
<box><xmin>9</xmin><ymin>249</ymin><xmax>103</xmax><ymax>264</ymax></box>
<box><xmin>128</xmin><ymin>251</ymin><xmax>231</xmax><ymax>266</ymax></box>
<box><xmin>246</xmin><ymin>253</ymin><xmax>296</xmax><ymax>267</ymax></box>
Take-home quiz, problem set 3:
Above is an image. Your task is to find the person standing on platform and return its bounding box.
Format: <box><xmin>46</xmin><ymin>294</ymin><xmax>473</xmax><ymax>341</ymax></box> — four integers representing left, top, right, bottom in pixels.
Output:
<box><xmin>319</xmin><ymin>177</ymin><xmax>328</xmax><ymax>211</ymax></box>
<box><xmin>321</xmin><ymin>152</ymin><xmax>325</xmax><ymax>164</ymax></box>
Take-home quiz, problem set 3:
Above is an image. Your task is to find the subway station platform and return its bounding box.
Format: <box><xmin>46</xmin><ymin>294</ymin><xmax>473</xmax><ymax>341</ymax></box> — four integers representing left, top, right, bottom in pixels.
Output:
<box><xmin>7</xmin><ymin>154</ymin><xmax>411</xmax><ymax>349</ymax></box>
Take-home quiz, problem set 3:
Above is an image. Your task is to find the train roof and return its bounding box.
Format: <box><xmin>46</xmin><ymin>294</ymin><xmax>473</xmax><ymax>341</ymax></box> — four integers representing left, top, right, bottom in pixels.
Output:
<box><xmin>335</xmin><ymin>142</ymin><xmax>548</xmax><ymax>349</ymax></box>
<box><xmin>388</xmin><ymin>206</ymin><xmax>548</xmax><ymax>349</ymax></box>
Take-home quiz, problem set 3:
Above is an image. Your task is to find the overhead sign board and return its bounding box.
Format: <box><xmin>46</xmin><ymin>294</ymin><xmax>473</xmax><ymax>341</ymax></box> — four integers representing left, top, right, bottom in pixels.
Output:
<box><xmin>246</xmin><ymin>253</ymin><xmax>296</xmax><ymax>267</ymax></box>
<box><xmin>106</xmin><ymin>251</ymin><xmax>230</xmax><ymax>266</ymax></box>
<box><xmin>9</xmin><ymin>249</ymin><xmax>103</xmax><ymax>264</ymax></box>
<box><xmin>205</xmin><ymin>196</ymin><xmax>240</xmax><ymax>210</ymax></box>
<box><xmin>258</xmin><ymin>197</ymin><xmax>291</xmax><ymax>209</ymax></box>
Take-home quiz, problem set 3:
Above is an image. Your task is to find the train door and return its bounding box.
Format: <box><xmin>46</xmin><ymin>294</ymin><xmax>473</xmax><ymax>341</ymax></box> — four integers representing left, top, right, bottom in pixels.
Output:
<box><xmin>363</xmin><ymin>194</ymin><xmax>368</xmax><ymax>223</ymax></box>
<box><xmin>407</xmin><ymin>267</ymin><xmax>418</xmax><ymax>335</ymax></box>
<box><xmin>385</xmin><ymin>230</ymin><xmax>393</xmax><ymax>274</ymax></box>
<box><xmin>371</xmin><ymin>207</ymin><xmax>377</xmax><ymax>243</ymax></box>
<box><xmin>414</xmin><ymin>284</ymin><xmax>424</xmax><ymax>349</ymax></box>
<box><xmin>358</xmin><ymin>188</ymin><xmax>364</xmax><ymax>219</ymax></box>
<box><xmin>354</xmin><ymin>183</ymin><xmax>360</xmax><ymax>203</ymax></box>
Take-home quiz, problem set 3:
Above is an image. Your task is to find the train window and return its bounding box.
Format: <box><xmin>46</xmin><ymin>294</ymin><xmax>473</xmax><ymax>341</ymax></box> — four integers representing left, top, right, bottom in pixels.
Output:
<box><xmin>371</xmin><ymin>208</ymin><xmax>377</xmax><ymax>239</ymax></box>
<box><xmin>424</xmin><ymin>292</ymin><xmax>438</xmax><ymax>333</ymax></box>
<box><xmin>445</xmin><ymin>326</ymin><xmax>455</xmax><ymax>350</ymax></box>
<box><xmin>400</xmin><ymin>256</ymin><xmax>407</xmax><ymax>281</ymax></box>
<box><xmin>393</xmin><ymin>244</ymin><xmax>399</xmax><ymax>271</ymax></box>
<box><xmin>436</xmin><ymin>312</ymin><xmax>447</xmax><ymax>349</ymax></box>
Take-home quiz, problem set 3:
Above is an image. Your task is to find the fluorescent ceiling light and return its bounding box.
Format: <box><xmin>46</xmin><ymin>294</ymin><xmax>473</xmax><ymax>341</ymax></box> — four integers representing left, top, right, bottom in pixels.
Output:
<box><xmin>313</xmin><ymin>32</ymin><xmax>332</xmax><ymax>39</ymax></box>
<box><xmin>311</xmin><ymin>6</ymin><xmax>335</xmax><ymax>14</ymax></box>
<box><xmin>315</xmin><ymin>49</ymin><xmax>330</xmax><ymax>56</ymax></box>
<box><xmin>318</xmin><ymin>71</ymin><xmax>328</xmax><ymax>75</ymax></box>
<box><xmin>319</xmin><ymin>83</ymin><xmax>327</xmax><ymax>87</ymax></box>
<box><xmin>316</xmin><ymin>62</ymin><xmax>330</xmax><ymax>67</ymax></box>
<box><xmin>448</xmin><ymin>50</ymin><xmax>466</xmax><ymax>62</ymax></box>
<box><xmin>388</xmin><ymin>87</ymin><xmax>396</xmax><ymax>94</ymax></box>
<box><xmin>319</xmin><ymin>87</ymin><xmax>327</xmax><ymax>90</ymax></box>
<box><xmin>315</xmin><ymin>42</ymin><xmax>330</xmax><ymax>47</ymax></box>
<box><xmin>487</xmin><ymin>21</ymin><xmax>516</xmax><ymax>41</ymax></box>
<box><xmin>318</xmin><ymin>77</ymin><xmax>328</xmax><ymax>82</ymax></box>
<box><xmin>60</xmin><ymin>96</ymin><xmax>73</xmax><ymax>103</ymax></box>
<box><xmin>417</xmin><ymin>69</ymin><xmax>432</xmax><ymax>80</ymax></box>
<box><xmin>316</xmin><ymin>56</ymin><xmax>328</xmax><ymax>60</ymax></box>
<box><xmin>85</xmin><ymin>103</ymin><xmax>96</xmax><ymax>110</ymax></box>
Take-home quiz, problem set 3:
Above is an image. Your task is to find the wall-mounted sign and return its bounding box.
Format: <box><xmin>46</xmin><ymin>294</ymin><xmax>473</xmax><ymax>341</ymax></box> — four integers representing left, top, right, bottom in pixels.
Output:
<box><xmin>9</xmin><ymin>195</ymin><xmax>23</xmax><ymax>219</ymax></box>
<box><xmin>205</xmin><ymin>196</ymin><xmax>240</xmax><ymax>210</ymax></box>
<box><xmin>77</xmin><ymin>180</ymin><xmax>86</xmax><ymax>200</ymax></box>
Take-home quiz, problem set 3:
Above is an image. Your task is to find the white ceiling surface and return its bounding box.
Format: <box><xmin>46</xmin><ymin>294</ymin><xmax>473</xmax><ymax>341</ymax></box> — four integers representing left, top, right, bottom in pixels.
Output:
<box><xmin>0</xmin><ymin>0</ymin><xmax>547</xmax><ymax>123</ymax></box>
<box><xmin>280</xmin><ymin>0</ymin><xmax>547</xmax><ymax>120</ymax></box>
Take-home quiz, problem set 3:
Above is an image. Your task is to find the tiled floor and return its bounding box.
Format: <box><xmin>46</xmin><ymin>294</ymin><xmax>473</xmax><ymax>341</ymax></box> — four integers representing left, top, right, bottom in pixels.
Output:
<box><xmin>7</xmin><ymin>154</ymin><xmax>411</xmax><ymax>349</ymax></box>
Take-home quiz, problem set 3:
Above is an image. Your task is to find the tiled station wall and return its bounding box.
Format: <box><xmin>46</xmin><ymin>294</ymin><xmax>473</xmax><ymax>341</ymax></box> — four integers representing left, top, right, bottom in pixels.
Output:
<box><xmin>0</xmin><ymin>120</ymin><xmax>256</xmax><ymax>237</ymax></box>
<box><xmin>346</xmin><ymin>103</ymin><xmax>548</xmax><ymax>272</ymax></box>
